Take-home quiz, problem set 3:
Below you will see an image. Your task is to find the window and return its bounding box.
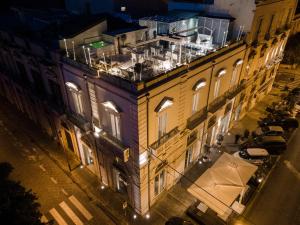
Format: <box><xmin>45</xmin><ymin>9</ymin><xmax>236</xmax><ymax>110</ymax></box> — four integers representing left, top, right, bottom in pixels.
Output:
<box><xmin>230</xmin><ymin>67</ymin><xmax>238</xmax><ymax>86</ymax></box>
<box><xmin>110</xmin><ymin>113</ymin><xmax>121</xmax><ymax>140</ymax></box>
<box><xmin>66</xmin><ymin>82</ymin><xmax>84</xmax><ymax>116</ymax></box>
<box><xmin>192</xmin><ymin>79</ymin><xmax>206</xmax><ymax>114</ymax></box>
<box><xmin>185</xmin><ymin>146</ymin><xmax>194</xmax><ymax>168</ymax></box>
<box><xmin>255</xmin><ymin>18</ymin><xmax>263</xmax><ymax>40</ymax></box>
<box><xmin>71</xmin><ymin>91</ymin><xmax>84</xmax><ymax>115</ymax></box>
<box><xmin>102</xmin><ymin>101</ymin><xmax>122</xmax><ymax>141</ymax></box>
<box><xmin>267</xmin><ymin>15</ymin><xmax>275</xmax><ymax>34</ymax></box>
<box><xmin>65</xmin><ymin>130</ymin><xmax>74</xmax><ymax>152</ymax></box>
<box><xmin>154</xmin><ymin>170</ymin><xmax>165</xmax><ymax>196</ymax></box>
<box><xmin>158</xmin><ymin>112</ymin><xmax>167</xmax><ymax>138</ymax></box>
<box><xmin>265</xmin><ymin>51</ymin><xmax>270</xmax><ymax>64</ymax></box>
<box><xmin>214</xmin><ymin>78</ymin><xmax>221</xmax><ymax>98</ymax></box>
<box><xmin>192</xmin><ymin>92</ymin><xmax>200</xmax><ymax>113</ymax></box>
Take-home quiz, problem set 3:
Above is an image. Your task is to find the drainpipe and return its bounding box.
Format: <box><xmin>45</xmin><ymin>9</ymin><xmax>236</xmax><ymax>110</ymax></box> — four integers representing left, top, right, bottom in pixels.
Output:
<box><xmin>146</xmin><ymin>92</ymin><xmax>151</xmax><ymax>212</ymax></box>
<box><xmin>201</xmin><ymin>60</ymin><xmax>216</xmax><ymax>146</ymax></box>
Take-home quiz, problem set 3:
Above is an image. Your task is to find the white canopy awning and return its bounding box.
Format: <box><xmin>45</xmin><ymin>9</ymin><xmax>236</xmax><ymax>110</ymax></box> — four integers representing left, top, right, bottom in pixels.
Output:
<box><xmin>188</xmin><ymin>153</ymin><xmax>257</xmax><ymax>216</ymax></box>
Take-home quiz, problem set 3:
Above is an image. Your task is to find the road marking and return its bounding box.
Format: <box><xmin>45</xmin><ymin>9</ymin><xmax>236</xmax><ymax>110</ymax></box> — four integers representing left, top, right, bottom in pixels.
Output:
<box><xmin>49</xmin><ymin>208</ymin><xmax>68</xmax><ymax>225</ymax></box>
<box><xmin>69</xmin><ymin>195</ymin><xmax>93</xmax><ymax>220</ymax></box>
<box><xmin>41</xmin><ymin>215</ymin><xmax>48</xmax><ymax>223</ymax></box>
<box><xmin>284</xmin><ymin>160</ymin><xmax>300</xmax><ymax>180</ymax></box>
<box><xmin>61</xmin><ymin>188</ymin><xmax>69</xmax><ymax>196</ymax></box>
<box><xmin>50</xmin><ymin>177</ymin><xmax>58</xmax><ymax>184</ymax></box>
<box><xmin>39</xmin><ymin>164</ymin><xmax>46</xmax><ymax>172</ymax></box>
<box><xmin>59</xmin><ymin>201</ymin><xmax>84</xmax><ymax>225</ymax></box>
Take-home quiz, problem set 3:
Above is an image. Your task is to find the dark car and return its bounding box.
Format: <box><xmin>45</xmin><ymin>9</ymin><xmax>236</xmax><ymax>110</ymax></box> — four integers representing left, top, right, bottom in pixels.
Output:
<box><xmin>241</xmin><ymin>136</ymin><xmax>287</xmax><ymax>155</ymax></box>
<box><xmin>291</xmin><ymin>87</ymin><xmax>300</xmax><ymax>95</ymax></box>
<box><xmin>258</xmin><ymin>117</ymin><xmax>299</xmax><ymax>130</ymax></box>
<box><xmin>165</xmin><ymin>217</ymin><xmax>193</xmax><ymax>225</ymax></box>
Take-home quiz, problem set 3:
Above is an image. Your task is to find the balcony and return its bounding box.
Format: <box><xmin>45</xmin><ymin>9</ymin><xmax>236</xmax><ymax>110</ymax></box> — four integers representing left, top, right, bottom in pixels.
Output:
<box><xmin>208</xmin><ymin>95</ymin><xmax>227</xmax><ymax>113</ymax></box>
<box><xmin>96</xmin><ymin>131</ymin><xmax>130</xmax><ymax>162</ymax></box>
<box><xmin>186</xmin><ymin>107</ymin><xmax>208</xmax><ymax>130</ymax></box>
<box><xmin>66</xmin><ymin>111</ymin><xmax>91</xmax><ymax>131</ymax></box>
<box><xmin>226</xmin><ymin>83</ymin><xmax>246</xmax><ymax>100</ymax></box>
<box><xmin>150</xmin><ymin>127</ymin><xmax>179</xmax><ymax>150</ymax></box>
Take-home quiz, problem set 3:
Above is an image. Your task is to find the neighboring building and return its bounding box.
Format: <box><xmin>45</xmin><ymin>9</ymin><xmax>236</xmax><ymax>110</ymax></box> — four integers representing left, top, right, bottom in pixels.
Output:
<box><xmin>0</xmin><ymin>0</ymin><xmax>297</xmax><ymax>218</ymax></box>
<box><xmin>65</xmin><ymin>0</ymin><xmax>168</xmax><ymax>17</ymax></box>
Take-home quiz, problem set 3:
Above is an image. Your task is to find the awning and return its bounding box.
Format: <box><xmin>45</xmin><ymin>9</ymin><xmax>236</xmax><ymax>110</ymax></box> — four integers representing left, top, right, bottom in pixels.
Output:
<box><xmin>188</xmin><ymin>153</ymin><xmax>257</xmax><ymax>217</ymax></box>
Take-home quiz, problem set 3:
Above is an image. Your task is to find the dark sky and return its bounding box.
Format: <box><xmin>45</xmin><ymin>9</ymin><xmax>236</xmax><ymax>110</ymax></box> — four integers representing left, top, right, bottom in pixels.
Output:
<box><xmin>0</xmin><ymin>0</ymin><xmax>65</xmax><ymax>11</ymax></box>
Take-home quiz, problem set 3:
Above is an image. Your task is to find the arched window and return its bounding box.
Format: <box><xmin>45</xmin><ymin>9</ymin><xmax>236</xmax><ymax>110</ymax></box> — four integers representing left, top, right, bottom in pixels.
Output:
<box><xmin>155</xmin><ymin>97</ymin><xmax>173</xmax><ymax>139</ymax></box>
<box><xmin>231</xmin><ymin>59</ymin><xmax>243</xmax><ymax>86</ymax></box>
<box><xmin>214</xmin><ymin>69</ymin><xmax>226</xmax><ymax>98</ymax></box>
<box><xmin>192</xmin><ymin>79</ymin><xmax>206</xmax><ymax>114</ymax></box>
<box><xmin>65</xmin><ymin>82</ymin><xmax>83</xmax><ymax>116</ymax></box>
<box><xmin>101</xmin><ymin>101</ymin><xmax>122</xmax><ymax>141</ymax></box>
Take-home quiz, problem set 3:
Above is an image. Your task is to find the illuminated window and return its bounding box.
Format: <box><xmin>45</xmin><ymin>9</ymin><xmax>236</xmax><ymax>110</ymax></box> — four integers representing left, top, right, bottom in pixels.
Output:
<box><xmin>192</xmin><ymin>92</ymin><xmax>200</xmax><ymax>113</ymax></box>
<box><xmin>158</xmin><ymin>112</ymin><xmax>167</xmax><ymax>139</ymax></box>
<box><xmin>185</xmin><ymin>145</ymin><xmax>194</xmax><ymax>168</ymax></box>
<box><xmin>214</xmin><ymin>79</ymin><xmax>221</xmax><ymax>98</ymax></box>
<box><xmin>66</xmin><ymin>82</ymin><xmax>83</xmax><ymax>116</ymax></box>
<box><xmin>102</xmin><ymin>101</ymin><xmax>121</xmax><ymax>141</ymax></box>
<box><xmin>154</xmin><ymin>170</ymin><xmax>165</xmax><ymax>196</ymax></box>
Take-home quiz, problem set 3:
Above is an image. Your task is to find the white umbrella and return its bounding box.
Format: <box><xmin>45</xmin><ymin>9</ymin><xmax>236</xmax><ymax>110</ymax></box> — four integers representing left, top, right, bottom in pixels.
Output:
<box><xmin>211</xmin><ymin>153</ymin><xmax>258</xmax><ymax>187</ymax></box>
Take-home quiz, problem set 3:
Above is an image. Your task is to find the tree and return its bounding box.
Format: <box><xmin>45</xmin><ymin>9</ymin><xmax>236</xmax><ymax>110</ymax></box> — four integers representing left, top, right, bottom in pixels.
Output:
<box><xmin>0</xmin><ymin>162</ymin><xmax>50</xmax><ymax>225</ymax></box>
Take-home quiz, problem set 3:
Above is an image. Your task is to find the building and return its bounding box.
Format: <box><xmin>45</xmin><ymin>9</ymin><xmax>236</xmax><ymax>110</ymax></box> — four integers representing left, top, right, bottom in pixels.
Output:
<box><xmin>0</xmin><ymin>0</ymin><xmax>297</xmax><ymax>218</ymax></box>
<box><xmin>64</xmin><ymin>0</ymin><xmax>168</xmax><ymax>17</ymax></box>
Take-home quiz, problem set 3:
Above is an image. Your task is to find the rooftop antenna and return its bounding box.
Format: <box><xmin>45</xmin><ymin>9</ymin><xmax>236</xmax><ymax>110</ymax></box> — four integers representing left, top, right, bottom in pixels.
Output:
<box><xmin>103</xmin><ymin>53</ymin><xmax>108</xmax><ymax>72</ymax></box>
<box><xmin>72</xmin><ymin>40</ymin><xmax>76</xmax><ymax>60</ymax></box>
<box><xmin>240</xmin><ymin>26</ymin><xmax>245</xmax><ymax>40</ymax></box>
<box><xmin>87</xmin><ymin>47</ymin><xmax>92</xmax><ymax>66</ymax></box>
<box><xmin>82</xmin><ymin>46</ymin><xmax>88</xmax><ymax>64</ymax></box>
<box><xmin>237</xmin><ymin>26</ymin><xmax>242</xmax><ymax>41</ymax></box>
<box><xmin>63</xmin><ymin>38</ymin><xmax>69</xmax><ymax>57</ymax></box>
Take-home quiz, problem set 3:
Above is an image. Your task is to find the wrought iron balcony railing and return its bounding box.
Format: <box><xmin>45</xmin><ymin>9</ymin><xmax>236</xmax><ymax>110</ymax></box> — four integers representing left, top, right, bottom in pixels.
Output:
<box><xmin>186</xmin><ymin>107</ymin><xmax>208</xmax><ymax>130</ymax></box>
<box><xmin>150</xmin><ymin>127</ymin><xmax>179</xmax><ymax>150</ymax></box>
<box><xmin>208</xmin><ymin>95</ymin><xmax>227</xmax><ymax>113</ymax></box>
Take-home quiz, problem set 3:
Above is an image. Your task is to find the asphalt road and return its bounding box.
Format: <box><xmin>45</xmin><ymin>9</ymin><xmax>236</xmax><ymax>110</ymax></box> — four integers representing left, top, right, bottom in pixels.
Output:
<box><xmin>0</xmin><ymin>106</ymin><xmax>115</xmax><ymax>225</ymax></box>
<box><xmin>239</xmin><ymin>124</ymin><xmax>300</xmax><ymax>225</ymax></box>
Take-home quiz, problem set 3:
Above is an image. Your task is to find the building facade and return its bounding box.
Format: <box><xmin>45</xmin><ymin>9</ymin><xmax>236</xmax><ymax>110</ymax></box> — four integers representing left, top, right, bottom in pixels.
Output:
<box><xmin>0</xmin><ymin>0</ymin><xmax>297</xmax><ymax>217</ymax></box>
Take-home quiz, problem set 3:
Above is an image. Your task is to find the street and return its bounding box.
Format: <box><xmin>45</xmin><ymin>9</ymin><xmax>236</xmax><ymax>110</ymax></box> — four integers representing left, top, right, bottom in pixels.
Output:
<box><xmin>0</xmin><ymin>104</ymin><xmax>115</xmax><ymax>225</ymax></box>
<box><xmin>238</xmin><ymin>122</ymin><xmax>300</xmax><ymax>225</ymax></box>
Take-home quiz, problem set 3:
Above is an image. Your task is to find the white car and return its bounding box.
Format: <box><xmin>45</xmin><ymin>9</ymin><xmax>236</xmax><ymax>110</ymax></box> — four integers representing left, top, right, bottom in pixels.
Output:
<box><xmin>255</xmin><ymin>126</ymin><xmax>284</xmax><ymax>136</ymax></box>
<box><xmin>233</xmin><ymin>148</ymin><xmax>270</xmax><ymax>165</ymax></box>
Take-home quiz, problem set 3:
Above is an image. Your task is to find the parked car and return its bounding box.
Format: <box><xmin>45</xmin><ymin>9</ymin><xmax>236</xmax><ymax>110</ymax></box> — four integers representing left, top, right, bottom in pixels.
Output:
<box><xmin>255</xmin><ymin>126</ymin><xmax>284</xmax><ymax>137</ymax></box>
<box><xmin>233</xmin><ymin>148</ymin><xmax>270</xmax><ymax>165</ymax></box>
<box><xmin>258</xmin><ymin>117</ymin><xmax>299</xmax><ymax>130</ymax></box>
<box><xmin>291</xmin><ymin>87</ymin><xmax>300</xmax><ymax>96</ymax></box>
<box><xmin>241</xmin><ymin>136</ymin><xmax>287</xmax><ymax>155</ymax></box>
<box><xmin>165</xmin><ymin>217</ymin><xmax>193</xmax><ymax>225</ymax></box>
<box><xmin>257</xmin><ymin>136</ymin><xmax>287</xmax><ymax>154</ymax></box>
